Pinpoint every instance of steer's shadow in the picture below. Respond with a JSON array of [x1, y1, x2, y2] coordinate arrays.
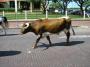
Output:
[[0, 34, 19, 36], [0, 50, 21, 57], [38, 41, 84, 50]]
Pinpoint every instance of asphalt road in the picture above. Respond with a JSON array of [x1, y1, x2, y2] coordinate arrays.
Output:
[[0, 27, 90, 67]]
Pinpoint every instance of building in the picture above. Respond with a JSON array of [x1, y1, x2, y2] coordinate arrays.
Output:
[[0, 0, 41, 10]]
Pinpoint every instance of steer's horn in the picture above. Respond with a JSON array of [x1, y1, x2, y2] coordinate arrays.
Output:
[[25, 23, 29, 28]]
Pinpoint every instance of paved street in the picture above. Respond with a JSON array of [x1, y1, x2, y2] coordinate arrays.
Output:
[[0, 27, 90, 67]]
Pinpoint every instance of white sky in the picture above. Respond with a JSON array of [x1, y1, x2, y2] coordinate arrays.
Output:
[[68, 2, 79, 8], [49, 1, 80, 8]]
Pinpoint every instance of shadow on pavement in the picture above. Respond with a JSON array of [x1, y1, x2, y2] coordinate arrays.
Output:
[[0, 34, 19, 36], [0, 50, 21, 57], [52, 41, 84, 46], [38, 41, 84, 49]]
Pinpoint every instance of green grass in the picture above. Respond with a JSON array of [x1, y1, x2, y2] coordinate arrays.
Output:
[[0, 11, 86, 20]]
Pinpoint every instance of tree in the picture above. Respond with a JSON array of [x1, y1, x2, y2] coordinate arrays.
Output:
[[52, 0, 58, 3], [27, 0, 41, 13], [61, 0, 71, 14], [40, 0, 49, 14], [26, 0, 34, 13], [49, 2, 61, 9], [27, 0, 48, 13], [73, 0, 89, 15], [52, 0, 72, 14], [84, 0, 90, 11]]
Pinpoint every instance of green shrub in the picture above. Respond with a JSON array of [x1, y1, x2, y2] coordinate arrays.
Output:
[[0, 8, 21, 12]]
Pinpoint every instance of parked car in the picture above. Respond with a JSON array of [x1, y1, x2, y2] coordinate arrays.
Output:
[[69, 10, 90, 17], [85, 10, 90, 17], [69, 10, 82, 15], [48, 8, 55, 14], [48, 8, 64, 14]]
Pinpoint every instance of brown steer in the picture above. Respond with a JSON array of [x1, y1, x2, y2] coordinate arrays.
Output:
[[21, 17, 75, 48]]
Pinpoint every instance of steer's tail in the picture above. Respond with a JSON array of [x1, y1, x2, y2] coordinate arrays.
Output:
[[71, 24, 75, 35]]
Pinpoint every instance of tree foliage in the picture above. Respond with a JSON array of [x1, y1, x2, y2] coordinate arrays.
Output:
[[40, 0, 50, 13], [73, 0, 89, 15], [84, 0, 90, 11], [52, 0, 72, 14]]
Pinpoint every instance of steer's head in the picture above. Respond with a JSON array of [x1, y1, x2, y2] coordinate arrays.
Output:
[[21, 23, 31, 34]]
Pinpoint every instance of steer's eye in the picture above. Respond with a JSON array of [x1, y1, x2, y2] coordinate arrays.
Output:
[[24, 24, 27, 27], [23, 24, 27, 27]]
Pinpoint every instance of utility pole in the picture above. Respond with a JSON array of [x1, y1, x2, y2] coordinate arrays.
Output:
[[65, 10, 67, 17], [46, 0, 49, 19], [15, 0, 17, 13], [83, 7, 85, 19], [15, 0, 18, 27]]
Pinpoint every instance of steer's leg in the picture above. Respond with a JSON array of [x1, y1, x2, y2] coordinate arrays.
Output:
[[1, 22, 6, 35], [46, 36, 52, 47], [64, 29, 70, 44], [66, 31, 70, 43], [32, 34, 42, 49]]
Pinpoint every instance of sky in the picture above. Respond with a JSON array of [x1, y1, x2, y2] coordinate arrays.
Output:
[[68, 2, 79, 8], [49, 1, 80, 8]]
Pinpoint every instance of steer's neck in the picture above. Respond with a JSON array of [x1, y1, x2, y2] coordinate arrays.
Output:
[[30, 25, 38, 35]]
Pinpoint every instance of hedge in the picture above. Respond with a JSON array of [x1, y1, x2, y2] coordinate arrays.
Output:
[[0, 8, 21, 12]]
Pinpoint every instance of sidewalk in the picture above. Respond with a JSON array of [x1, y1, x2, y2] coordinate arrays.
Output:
[[72, 19, 90, 28]]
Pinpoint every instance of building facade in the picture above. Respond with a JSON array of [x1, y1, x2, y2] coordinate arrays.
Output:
[[0, 0, 41, 10]]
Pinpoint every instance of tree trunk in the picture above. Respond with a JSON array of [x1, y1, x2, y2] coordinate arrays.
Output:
[[63, 5, 67, 15], [43, 7, 46, 14], [80, 5, 84, 15]]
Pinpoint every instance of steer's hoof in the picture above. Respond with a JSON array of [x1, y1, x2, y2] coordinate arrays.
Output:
[[32, 45, 37, 49]]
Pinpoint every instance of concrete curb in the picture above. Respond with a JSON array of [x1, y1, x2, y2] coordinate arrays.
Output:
[[79, 26, 89, 28]]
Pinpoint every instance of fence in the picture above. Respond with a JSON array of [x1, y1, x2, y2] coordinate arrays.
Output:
[[0, 10, 90, 20]]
